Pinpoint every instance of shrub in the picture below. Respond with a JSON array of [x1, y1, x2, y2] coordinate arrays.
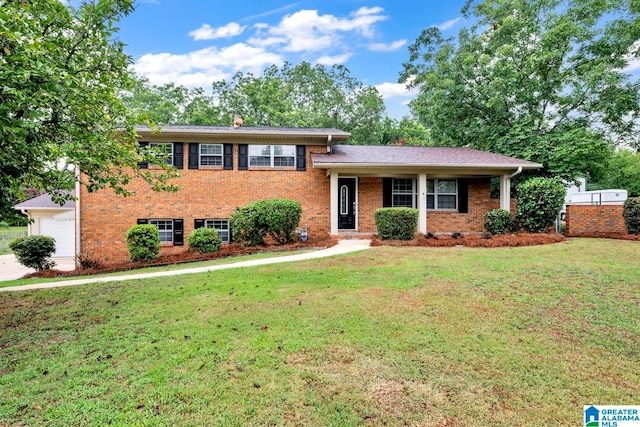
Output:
[[374, 208, 418, 240], [230, 199, 302, 246], [0, 221, 9, 229], [125, 224, 160, 262], [230, 205, 265, 247], [9, 235, 56, 271], [255, 199, 302, 244], [516, 177, 566, 233], [188, 227, 222, 253], [623, 197, 640, 234], [484, 209, 514, 235], [75, 252, 104, 270]]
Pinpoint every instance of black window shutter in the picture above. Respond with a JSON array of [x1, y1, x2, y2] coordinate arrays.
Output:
[[173, 219, 184, 246], [223, 144, 233, 170], [138, 142, 149, 169], [382, 178, 393, 207], [296, 145, 306, 171], [137, 218, 148, 225], [194, 219, 205, 229], [173, 143, 184, 169], [458, 179, 469, 213], [238, 144, 248, 170], [188, 143, 199, 169]]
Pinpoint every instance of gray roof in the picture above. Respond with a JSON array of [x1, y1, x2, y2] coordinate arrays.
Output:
[[135, 125, 351, 141], [14, 191, 75, 210], [312, 145, 542, 170]]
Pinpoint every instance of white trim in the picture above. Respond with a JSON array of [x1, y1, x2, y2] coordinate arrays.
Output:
[[330, 172, 338, 235], [418, 173, 427, 234]]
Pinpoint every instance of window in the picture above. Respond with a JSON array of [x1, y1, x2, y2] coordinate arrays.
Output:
[[137, 218, 184, 245], [200, 144, 223, 167], [427, 179, 458, 210], [149, 219, 174, 243], [149, 142, 173, 166], [204, 219, 230, 243], [248, 145, 295, 167], [392, 179, 416, 208]]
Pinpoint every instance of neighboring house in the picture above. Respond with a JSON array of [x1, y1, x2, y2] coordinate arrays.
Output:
[[14, 191, 76, 258], [74, 125, 541, 264]]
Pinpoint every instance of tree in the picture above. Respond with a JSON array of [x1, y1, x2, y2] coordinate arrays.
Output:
[[590, 148, 640, 196], [401, 0, 640, 182], [124, 62, 387, 144], [0, 0, 177, 212]]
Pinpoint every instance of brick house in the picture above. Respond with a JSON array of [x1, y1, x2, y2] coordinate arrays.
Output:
[[75, 125, 541, 264]]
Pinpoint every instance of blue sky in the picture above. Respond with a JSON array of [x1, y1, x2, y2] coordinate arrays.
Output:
[[110, 0, 469, 119]]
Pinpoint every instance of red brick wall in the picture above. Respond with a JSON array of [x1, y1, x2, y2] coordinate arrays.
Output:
[[354, 177, 500, 234], [426, 178, 496, 233], [565, 205, 626, 236], [80, 144, 330, 264]]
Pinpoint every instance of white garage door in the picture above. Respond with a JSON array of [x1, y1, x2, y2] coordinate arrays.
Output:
[[40, 211, 75, 257]]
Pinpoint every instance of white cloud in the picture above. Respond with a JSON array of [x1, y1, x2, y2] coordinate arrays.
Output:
[[133, 44, 284, 88], [368, 39, 407, 52], [315, 53, 352, 66], [189, 22, 247, 41], [374, 81, 419, 99], [435, 17, 462, 31], [253, 7, 387, 53]]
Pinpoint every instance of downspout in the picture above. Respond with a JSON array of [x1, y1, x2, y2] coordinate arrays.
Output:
[[75, 166, 81, 259], [510, 166, 523, 179], [327, 134, 332, 153]]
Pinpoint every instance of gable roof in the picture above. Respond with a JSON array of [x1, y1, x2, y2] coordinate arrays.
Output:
[[14, 191, 75, 210], [312, 145, 542, 173], [135, 125, 351, 143]]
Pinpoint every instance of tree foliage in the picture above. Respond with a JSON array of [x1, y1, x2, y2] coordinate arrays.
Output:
[[123, 62, 386, 144], [401, 0, 640, 182], [0, 0, 177, 212], [590, 148, 640, 197]]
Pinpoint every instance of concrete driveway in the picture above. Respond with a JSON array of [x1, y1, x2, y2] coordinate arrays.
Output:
[[0, 254, 75, 282]]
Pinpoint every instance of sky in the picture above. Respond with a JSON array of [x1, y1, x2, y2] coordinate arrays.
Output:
[[109, 0, 470, 119]]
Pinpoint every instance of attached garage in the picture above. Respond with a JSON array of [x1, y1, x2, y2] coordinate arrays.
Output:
[[14, 192, 76, 258]]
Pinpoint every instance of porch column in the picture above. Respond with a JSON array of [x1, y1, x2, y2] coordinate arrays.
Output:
[[330, 171, 338, 235], [500, 174, 511, 212], [417, 173, 427, 233]]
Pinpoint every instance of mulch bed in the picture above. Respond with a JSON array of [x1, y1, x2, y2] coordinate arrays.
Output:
[[25, 239, 338, 280], [371, 233, 567, 248]]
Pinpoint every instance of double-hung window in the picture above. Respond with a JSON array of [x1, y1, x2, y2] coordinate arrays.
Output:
[[248, 145, 295, 167], [392, 178, 416, 208], [204, 219, 230, 243], [149, 142, 173, 166], [200, 144, 223, 167], [149, 219, 174, 243], [427, 179, 458, 210]]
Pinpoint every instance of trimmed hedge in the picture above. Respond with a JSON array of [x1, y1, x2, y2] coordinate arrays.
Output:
[[9, 235, 56, 271], [125, 224, 160, 262], [187, 227, 222, 253], [516, 177, 566, 233], [230, 199, 302, 246], [623, 197, 640, 234], [374, 208, 418, 240], [483, 209, 514, 235]]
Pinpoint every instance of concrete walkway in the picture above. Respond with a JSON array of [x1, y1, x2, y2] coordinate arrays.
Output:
[[0, 240, 371, 292]]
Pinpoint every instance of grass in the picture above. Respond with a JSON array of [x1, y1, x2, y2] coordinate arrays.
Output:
[[0, 238, 638, 426], [0, 226, 27, 255]]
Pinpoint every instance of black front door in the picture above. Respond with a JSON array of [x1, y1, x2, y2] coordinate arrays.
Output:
[[338, 178, 356, 229]]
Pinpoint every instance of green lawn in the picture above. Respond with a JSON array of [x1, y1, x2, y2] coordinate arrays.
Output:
[[0, 238, 638, 426], [0, 226, 27, 255]]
